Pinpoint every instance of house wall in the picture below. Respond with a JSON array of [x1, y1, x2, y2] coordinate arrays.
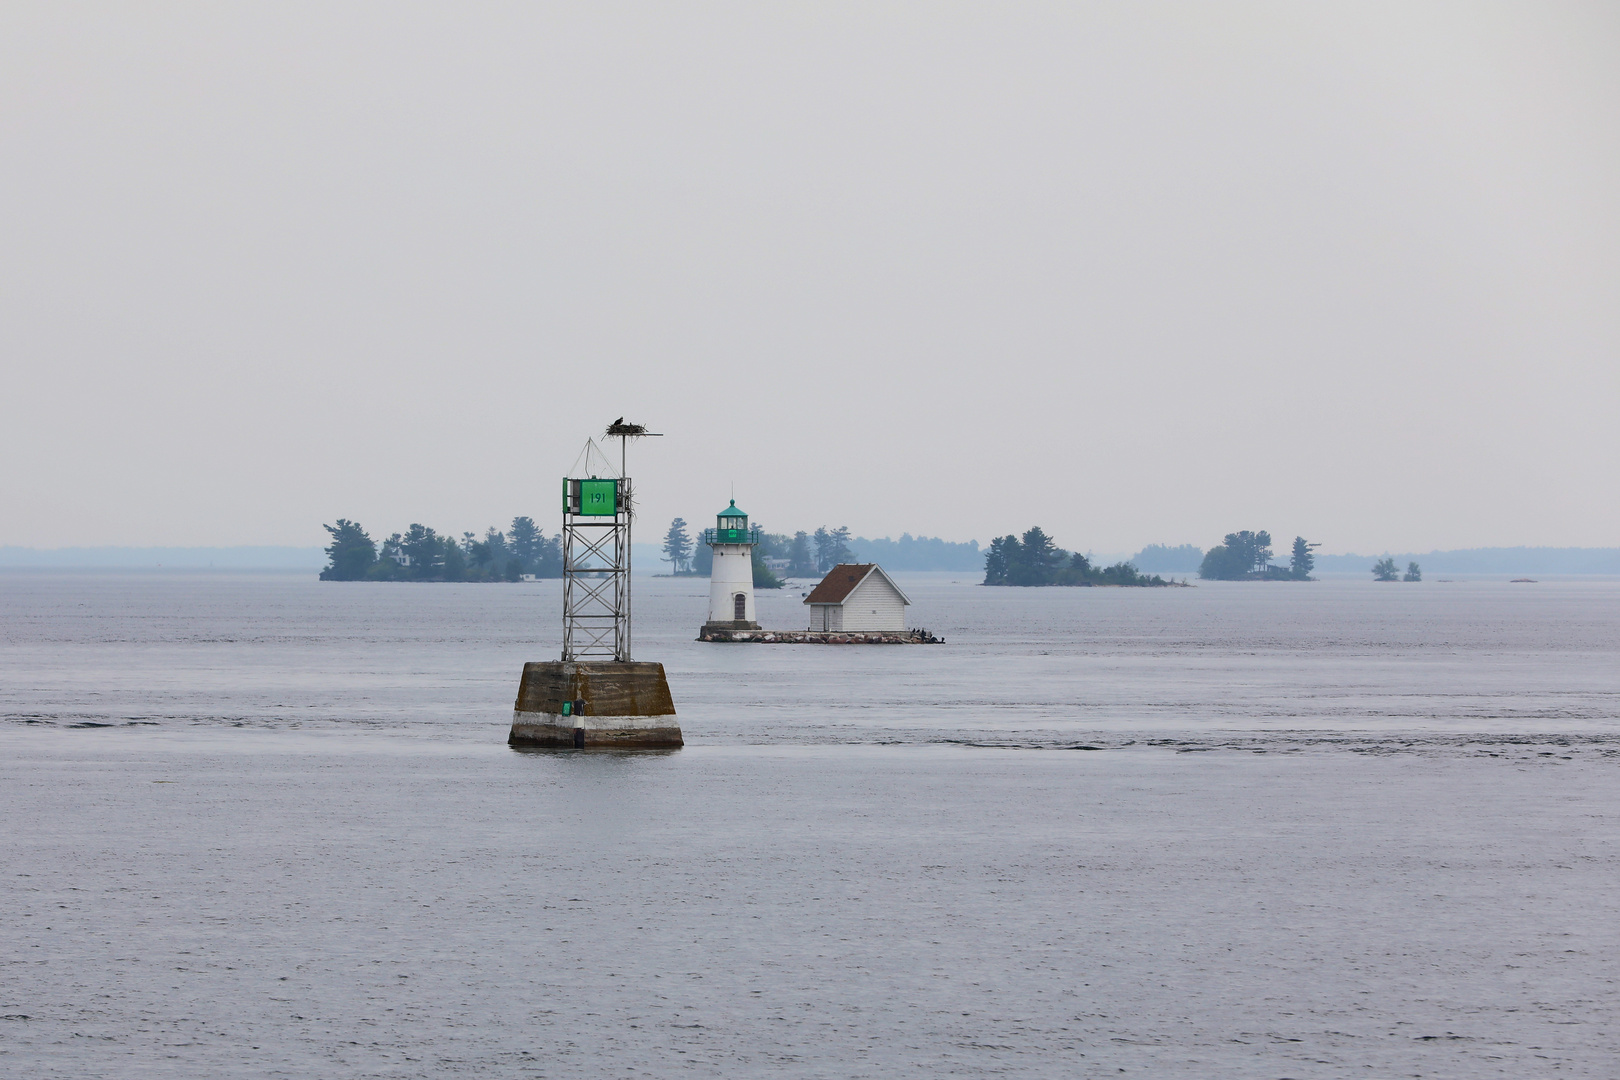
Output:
[[839, 574, 907, 631], [809, 604, 842, 632]]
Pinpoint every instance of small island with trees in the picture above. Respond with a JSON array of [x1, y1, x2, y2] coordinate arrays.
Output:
[[319, 518, 562, 581], [323, 514, 1409, 590], [1198, 531, 1318, 580], [1373, 557, 1422, 582], [982, 527, 1176, 586]]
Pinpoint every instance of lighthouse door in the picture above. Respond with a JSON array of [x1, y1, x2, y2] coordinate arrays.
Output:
[[733, 593, 747, 621]]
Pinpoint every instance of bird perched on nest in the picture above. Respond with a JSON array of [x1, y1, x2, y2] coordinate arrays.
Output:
[[606, 418, 653, 436]]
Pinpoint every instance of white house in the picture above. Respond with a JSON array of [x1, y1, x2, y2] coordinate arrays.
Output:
[[803, 563, 911, 632]]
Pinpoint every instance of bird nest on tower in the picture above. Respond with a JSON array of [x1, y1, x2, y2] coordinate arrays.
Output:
[[606, 418, 654, 437]]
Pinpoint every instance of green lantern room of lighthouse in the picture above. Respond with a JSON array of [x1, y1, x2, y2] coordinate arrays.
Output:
[[713, 500, 750, 544]]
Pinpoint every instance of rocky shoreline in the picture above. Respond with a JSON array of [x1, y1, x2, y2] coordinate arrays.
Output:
[[697, 628, 944, 644]]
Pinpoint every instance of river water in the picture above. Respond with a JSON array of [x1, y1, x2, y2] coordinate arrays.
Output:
[[2, 571, 1617, 1077]]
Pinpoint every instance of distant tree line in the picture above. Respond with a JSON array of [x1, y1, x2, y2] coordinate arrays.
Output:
[[664, 519, 855, 587], [320, 518, 562, 581], [983, 527, 1173, 587], [847, 534, 982, 571], [664, 519, 984, 577], [1198, 532, 1318, 581], [1129, 544, 1205, 573]]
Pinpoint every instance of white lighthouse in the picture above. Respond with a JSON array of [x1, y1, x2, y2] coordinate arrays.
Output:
[[704, 500, 759, 630]]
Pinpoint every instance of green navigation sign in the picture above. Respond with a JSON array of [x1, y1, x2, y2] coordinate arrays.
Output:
[[577, 478, 618, 516]]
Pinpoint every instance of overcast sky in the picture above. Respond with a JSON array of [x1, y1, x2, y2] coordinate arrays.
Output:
[[3, 3, 1617, 554]]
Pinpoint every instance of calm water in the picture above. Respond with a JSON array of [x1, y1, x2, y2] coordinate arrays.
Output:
[[2, 572, 1618, 1076]]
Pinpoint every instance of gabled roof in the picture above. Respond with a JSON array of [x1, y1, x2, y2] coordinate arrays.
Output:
[[802, 563, 911, 606]]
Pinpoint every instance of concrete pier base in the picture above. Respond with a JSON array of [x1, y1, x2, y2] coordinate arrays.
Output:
[[510, 661, 682, 749]]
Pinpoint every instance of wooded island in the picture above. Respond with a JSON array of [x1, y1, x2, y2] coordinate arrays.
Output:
[[982, 528, 1175, 587]]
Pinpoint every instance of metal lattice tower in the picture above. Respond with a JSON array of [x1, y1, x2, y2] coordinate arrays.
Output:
[[559, 423, 660, 662]]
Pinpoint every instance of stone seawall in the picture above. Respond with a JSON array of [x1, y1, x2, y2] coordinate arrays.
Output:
[[697, 628, 943, 644]]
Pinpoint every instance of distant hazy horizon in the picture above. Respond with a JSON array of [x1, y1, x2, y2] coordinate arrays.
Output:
[[3, 4, 1616, 552], [7, 541, 1619, 577]]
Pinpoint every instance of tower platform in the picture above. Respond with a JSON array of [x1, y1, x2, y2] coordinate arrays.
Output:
[[510, 661, 682, 748]]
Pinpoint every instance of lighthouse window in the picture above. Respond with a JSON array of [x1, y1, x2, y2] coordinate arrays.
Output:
[[734, 594, 747, 621]]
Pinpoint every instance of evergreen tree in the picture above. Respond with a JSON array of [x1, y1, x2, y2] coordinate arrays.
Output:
[[983, 526, 1169, 587], [983, 535, 1018, 584], [752, 548, 784, 589], [1251, 531, 1274, 574], [469, 527, 508, 571], [1213, 531, 1273, 575], [1290, 536, 1317, 580], [320, 519, 377, 581], [400, 524, 443, 579], [824, 526, 853, 568], [787, 531, 815, 577], [509, 516, 542, 572], [1403, 562, 1422, 582], [1199, 530, 1288, 580], [374, 533, 405, 579], [440, 535, 467, 581], [1373, 556, 1400, 581], [535, 533, 563, 577], [1016, 526, 1063, 584], [662, 517, 693, 574], [813, 527, 833, 572]]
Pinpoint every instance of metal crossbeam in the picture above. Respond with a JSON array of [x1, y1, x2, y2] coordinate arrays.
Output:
[[561, 477, 632, 661]]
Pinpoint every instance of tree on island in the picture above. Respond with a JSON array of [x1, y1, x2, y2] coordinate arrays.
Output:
[[1290, 536, 1319, 580], [506, 516, 562, 577], [752, 547, 784, 589], [813, 526, 853, 573], [1200, 530, 1316, 581], [983, 527, 1171, 586], [662, 518, 693, 574], [1403, 562, 1422, 582], [319, 515, 561, 581], [1372, 556, 1400, 581], [509, 517, 543, 572], [787, 531, 816, 577], [320, 520, 377, 581], [400, 524, 444, 577], [465, 527, 516, 580], [1209, 531, 1271, 577]]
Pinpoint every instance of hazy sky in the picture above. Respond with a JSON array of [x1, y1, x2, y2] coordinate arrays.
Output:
[[3, 3, 1617, 554]]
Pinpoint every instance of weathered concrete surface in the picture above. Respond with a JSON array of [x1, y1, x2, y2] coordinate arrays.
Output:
[[509, 712, 684, 748], [701, 619, 761, 632], [510, 661, 681, 748], [697, 628, 944, 644]]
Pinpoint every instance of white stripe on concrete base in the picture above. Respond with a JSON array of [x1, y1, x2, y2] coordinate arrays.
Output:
[[511, 710, 678, 731]]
